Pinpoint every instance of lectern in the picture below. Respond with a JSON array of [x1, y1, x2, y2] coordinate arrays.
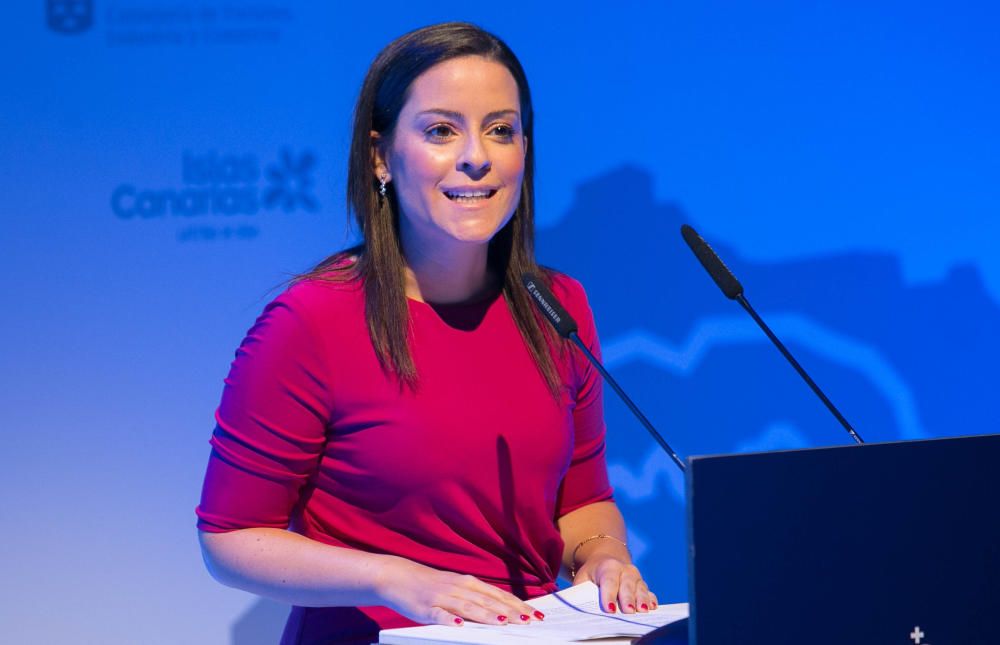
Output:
[[685, 434, 1000, 645]]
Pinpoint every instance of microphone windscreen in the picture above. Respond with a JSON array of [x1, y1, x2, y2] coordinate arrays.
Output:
[[681, 224, 744, 300], [522, 273, 579, 339]]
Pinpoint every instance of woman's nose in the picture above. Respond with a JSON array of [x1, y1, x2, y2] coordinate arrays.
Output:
[[457, 136, 491, 178]]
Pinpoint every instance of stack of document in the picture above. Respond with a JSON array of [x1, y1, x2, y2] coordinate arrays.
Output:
[[379, 581, 688, 644]]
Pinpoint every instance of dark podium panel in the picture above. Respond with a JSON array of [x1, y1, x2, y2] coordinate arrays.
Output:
[[686, 434, 1000, 645]]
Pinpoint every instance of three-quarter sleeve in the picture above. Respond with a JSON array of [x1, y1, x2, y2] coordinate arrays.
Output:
[[553, 277, 614, 518], [196, 288, 334, 532]]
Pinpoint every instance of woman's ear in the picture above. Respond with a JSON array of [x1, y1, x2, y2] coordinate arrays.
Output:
[[371, 130, 391, 182]]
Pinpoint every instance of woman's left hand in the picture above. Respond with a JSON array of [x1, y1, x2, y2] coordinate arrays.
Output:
[[572, 554, 658, 614]]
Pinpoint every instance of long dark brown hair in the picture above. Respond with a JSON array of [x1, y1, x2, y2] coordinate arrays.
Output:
[[297, 22, 562, 394]]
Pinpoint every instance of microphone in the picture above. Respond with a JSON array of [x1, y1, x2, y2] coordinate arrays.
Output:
[[522, 273, 687, 472], [679, 224, 864, 445]]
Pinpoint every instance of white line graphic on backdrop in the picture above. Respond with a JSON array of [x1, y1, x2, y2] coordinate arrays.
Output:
[[603, 313, 927, 507]]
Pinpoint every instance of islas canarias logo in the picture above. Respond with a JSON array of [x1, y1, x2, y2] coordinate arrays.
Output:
[[47, 0, 93, 34], [111, 148, 319, 220]]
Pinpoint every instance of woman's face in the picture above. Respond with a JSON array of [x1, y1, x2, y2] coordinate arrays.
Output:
[[376, 55, 526, 256]]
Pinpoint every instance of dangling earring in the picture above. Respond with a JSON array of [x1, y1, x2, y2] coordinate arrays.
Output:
[[378, 175, 387, 197]]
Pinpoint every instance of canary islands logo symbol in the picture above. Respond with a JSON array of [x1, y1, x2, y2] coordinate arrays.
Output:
[[263, 149, 319, 213], [47, 0, 93, 34]]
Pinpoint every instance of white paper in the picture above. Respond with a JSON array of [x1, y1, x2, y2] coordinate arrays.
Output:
[[379, 581, 688, 644]]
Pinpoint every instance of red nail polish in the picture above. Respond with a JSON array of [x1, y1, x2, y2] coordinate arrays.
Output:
[[641, 603, 649, 611], [608, 602, 617, 613], [454, 617, 463, 625], [534, 610, 545, 620], [628, 604, 636, 612], [497, 615, 507, 623], [520, 614, 530, 622]]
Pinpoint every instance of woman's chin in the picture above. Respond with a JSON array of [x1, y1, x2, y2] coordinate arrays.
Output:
[[443, 222, 508, 245]]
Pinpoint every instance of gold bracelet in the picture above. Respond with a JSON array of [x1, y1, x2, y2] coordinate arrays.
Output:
[[569, 534, 628, 579]]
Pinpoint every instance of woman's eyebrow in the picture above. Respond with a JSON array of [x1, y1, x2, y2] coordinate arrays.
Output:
[[415, 108, 520, 123]]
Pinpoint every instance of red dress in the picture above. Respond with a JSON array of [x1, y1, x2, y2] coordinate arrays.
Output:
[[196, 273, 613, 644]]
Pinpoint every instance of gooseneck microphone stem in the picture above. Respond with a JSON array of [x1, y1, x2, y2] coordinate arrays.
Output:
[[522, 273, 687, 473], [680, 223, 864, 446], [568, 331, 688, 472], [735, 294, 864, 445]]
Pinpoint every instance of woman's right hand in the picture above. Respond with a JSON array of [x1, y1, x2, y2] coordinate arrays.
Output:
[[374, 556, 544, 627]]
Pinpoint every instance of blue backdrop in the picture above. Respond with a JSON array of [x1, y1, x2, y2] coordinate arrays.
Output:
[[2, 2, 997, 643]]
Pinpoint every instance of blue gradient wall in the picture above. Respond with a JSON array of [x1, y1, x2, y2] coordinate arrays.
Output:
[[2, 2, 997, 643]]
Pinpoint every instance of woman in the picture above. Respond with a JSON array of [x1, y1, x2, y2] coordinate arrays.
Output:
[[197, 22, 657, 645]]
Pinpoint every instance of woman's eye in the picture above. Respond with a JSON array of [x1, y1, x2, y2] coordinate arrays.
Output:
[[490, 124, 515, 140], [426, 125, 455, 140]]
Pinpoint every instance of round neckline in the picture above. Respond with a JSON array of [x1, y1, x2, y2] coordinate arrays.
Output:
[[406, 288, 504, 311]]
